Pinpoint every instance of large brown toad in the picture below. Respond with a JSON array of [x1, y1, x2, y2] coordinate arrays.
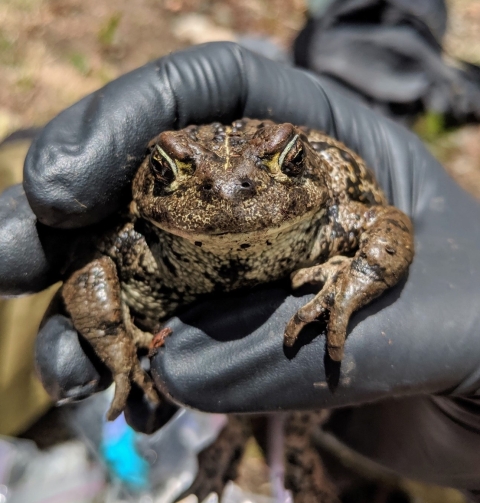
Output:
[[60, 119, 414, 420]]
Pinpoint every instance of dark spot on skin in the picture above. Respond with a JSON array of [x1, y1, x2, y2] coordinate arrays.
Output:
[[133, 272, 144, 282], [288, 199, 298, 213], [324, 292, 335, 307], [162, 255, 177, 275], [360, 190, 378, 205], [266, 240, 272, 246], [170, 248, 183, 261], [339, 148, 363, 177], [311, 141, 334, 152], [216, 260, 250, 287], [328, 205, 339, 219], [240, 243, 250, 249], [194, 241, 203, 247], [385, 218, 409, 233], [345, 178, 378, 205], [157, 284, 175, 296], [332, 221, 347, 241], [202, 271, 216, 283], [352, 256, 384, 280], [229, 137, 245, 147]]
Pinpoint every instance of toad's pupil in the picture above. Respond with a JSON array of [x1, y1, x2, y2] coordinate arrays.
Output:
[[149, 153, 175, 184], [282, 148, 304, 177]]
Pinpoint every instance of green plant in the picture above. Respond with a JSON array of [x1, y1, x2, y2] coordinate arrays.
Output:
[[69, 52, 90, 75], [97, 12, 123, 48]]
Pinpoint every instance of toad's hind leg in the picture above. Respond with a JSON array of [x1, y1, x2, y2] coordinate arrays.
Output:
[[284, 411, 339, 503], [179, 416, 252, 502], [61, 255, 160, 421]]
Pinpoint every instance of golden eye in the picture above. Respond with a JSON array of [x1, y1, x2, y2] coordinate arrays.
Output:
[[279, 135, 305, 177], [149, 145, 178, 185]]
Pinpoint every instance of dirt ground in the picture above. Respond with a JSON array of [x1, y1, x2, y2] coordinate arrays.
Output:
[[0, 1, 479, 502], [0, 0, 304, 131], [0, 0, 479, 199]]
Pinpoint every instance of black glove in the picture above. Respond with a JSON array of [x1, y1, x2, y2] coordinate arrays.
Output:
[[1, 42, 480, 490]]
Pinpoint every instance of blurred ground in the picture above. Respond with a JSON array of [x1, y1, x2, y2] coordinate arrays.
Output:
[[0, 1, 479, 502], [0, 0, 304, 134], [0, 0, 479, 200]]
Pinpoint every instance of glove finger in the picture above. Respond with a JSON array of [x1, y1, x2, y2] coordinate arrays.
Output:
[[124, 384, 179, 434], [0, 185, 60, 294], [35, 312, 111, 403], [0, 184, 91, 295]]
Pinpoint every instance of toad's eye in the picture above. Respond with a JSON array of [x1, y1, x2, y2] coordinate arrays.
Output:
[[149, 145, 178, 185], [279, 135, 305, 177]]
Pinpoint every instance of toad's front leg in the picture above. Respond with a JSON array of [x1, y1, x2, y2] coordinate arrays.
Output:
[[285, 205, 414, 361], [61, 255, 160, 420]]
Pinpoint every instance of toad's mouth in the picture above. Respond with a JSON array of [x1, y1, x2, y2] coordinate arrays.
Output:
[[145, 207, 321, 250]]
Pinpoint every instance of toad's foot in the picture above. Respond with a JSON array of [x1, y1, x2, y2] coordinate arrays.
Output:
[[285, 205, 414, 361], [285, 256, 354, 361], [108, 360, 160, 421], [62, 255, 160, 421]]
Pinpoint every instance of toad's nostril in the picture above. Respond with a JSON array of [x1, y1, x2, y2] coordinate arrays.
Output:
[[235, 179, 256, 199]]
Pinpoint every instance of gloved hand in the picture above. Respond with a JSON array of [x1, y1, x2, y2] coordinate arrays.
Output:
[[1, 42, 480, 490]]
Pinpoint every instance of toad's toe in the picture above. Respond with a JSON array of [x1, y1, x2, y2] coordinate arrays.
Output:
[[107, 373, 131, 421]]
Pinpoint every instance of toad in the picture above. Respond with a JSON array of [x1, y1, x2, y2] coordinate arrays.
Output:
[[60, 119, 414, 420]]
